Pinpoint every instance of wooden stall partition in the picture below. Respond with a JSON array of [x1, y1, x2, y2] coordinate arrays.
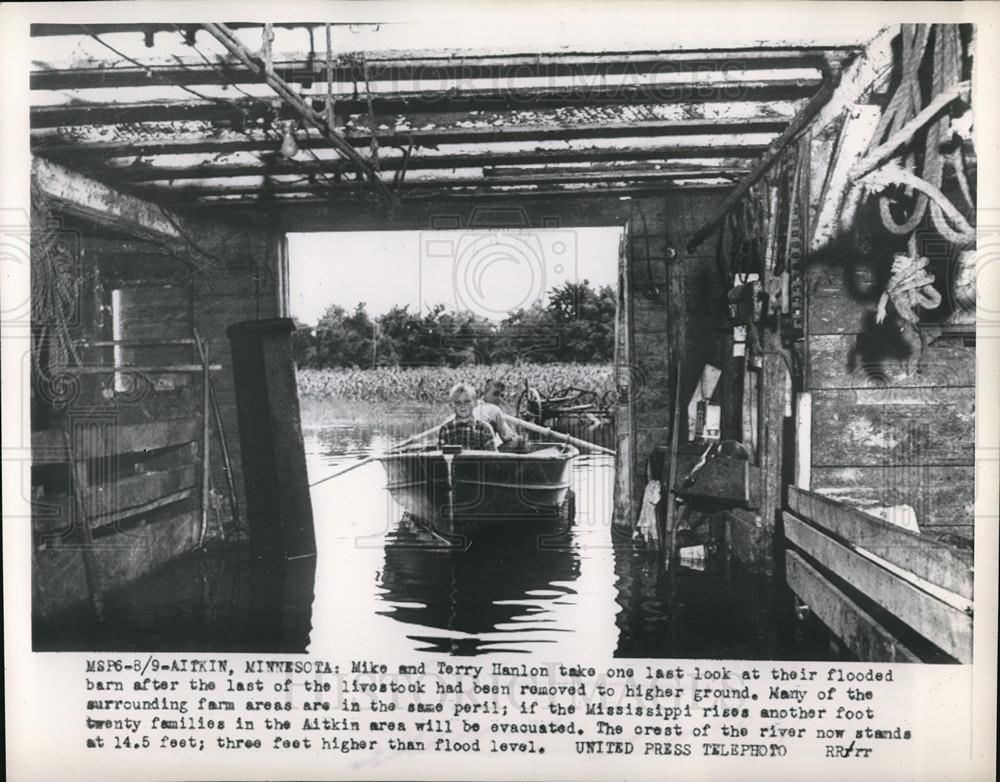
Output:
[[32, 412, 205, 618], [783, 485, 973, 662]]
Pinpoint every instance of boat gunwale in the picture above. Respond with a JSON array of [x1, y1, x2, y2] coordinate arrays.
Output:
[[378, 444, 579, 463]]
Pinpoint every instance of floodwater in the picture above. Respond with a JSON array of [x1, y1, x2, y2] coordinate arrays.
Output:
[[35, 415, 838, 660], [304, 420, 829, 660]]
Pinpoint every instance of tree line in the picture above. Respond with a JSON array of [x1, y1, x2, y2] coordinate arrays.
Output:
[[292, 280, 616, 368]]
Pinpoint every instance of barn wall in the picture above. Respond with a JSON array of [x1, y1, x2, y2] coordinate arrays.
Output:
[[31, 202, 283, 619], [802, 255, 976, 542], [80, 216, 284, 529]]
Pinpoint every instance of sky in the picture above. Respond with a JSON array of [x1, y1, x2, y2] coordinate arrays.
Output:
[[287, 226, 623, 326]]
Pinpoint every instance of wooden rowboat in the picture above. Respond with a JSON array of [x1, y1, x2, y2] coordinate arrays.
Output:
[[379, 442, 578, 524]]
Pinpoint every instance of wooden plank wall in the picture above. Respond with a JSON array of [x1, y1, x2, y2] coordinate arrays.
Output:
[[803, 261, 975, 541], [190, 223, 283, 527], [81, 217, 282, 530]]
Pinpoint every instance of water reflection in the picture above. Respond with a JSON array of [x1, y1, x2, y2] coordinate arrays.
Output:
[[377, 514, 580, 655], [33, 542, 316, 653], [36, 415, 832, 658], [306, 418, 833, 660]]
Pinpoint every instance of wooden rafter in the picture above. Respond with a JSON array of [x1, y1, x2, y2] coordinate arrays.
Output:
[[132, 166, 747, 201], [91, 142, 771, 183], [32, 116, 789, 161], [31, 156, 186, 242], [30, 79, 819, 128], [29, 47, 856, 91], [201, 22, 395, 209]]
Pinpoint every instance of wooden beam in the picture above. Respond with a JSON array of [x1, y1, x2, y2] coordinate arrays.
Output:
[[786, 486, 973, 599], [37, 468, 197, 538], [30, 22, 368, 37], [30, 79, 819, 128], [94, 143, 770, 183], [809, 104, 882, 250], [783, 513, 972, 662], [785, 551, 920, 662], [30, 48, 854, 91], [33, 511, 200, 618], [32, 117, 789, 161], [201, 22, 395, 208], [32, 418, 200, 464], [135, 167, 745, 200], [848, 80, 971, 180], [184, 181, 731, 207], [31, 156, 185, 242], [808, 25, 897, 134]]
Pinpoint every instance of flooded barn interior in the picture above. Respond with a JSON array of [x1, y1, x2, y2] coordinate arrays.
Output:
[[29, 21, 976, 661]]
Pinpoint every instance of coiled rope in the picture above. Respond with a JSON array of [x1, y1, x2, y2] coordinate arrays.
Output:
[[865, 24, 975, 247], [30, 183, 81, 381]]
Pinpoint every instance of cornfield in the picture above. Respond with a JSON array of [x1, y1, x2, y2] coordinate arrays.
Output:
[[296, 363, 615, 404]]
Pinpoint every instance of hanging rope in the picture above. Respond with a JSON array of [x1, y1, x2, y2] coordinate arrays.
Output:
[[30, 183, 81, 384], [876, 242, 943, 325], [864, 24, 975, 247]]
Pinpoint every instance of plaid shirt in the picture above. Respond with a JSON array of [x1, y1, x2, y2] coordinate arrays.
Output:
[[438, 417, 497, 451]]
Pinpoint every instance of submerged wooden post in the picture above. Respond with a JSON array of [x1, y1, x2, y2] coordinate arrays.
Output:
[[227, 318, 316, 559]]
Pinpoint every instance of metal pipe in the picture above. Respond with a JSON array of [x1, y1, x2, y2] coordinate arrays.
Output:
[[686, 62, 843, 253], [193, 327, 241, 534]]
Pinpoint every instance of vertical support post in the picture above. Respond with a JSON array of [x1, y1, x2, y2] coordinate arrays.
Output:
[[198, 336, 211, 547], [663, 363, 685, 562], [612, 225, 634, 526], [63, 424, 104, 619], [227, 318, 316, 559], [795, 392, 812, 490], [324, 22, 335, 126], [757, 336, 790, 575]]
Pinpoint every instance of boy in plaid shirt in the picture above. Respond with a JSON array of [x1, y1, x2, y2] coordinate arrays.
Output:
[[438, 383, 497, 451]]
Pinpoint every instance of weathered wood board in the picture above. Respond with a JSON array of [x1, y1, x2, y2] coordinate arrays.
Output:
[[783, 513, 973, 662], [810, 387, 975, 467], [32, 419, 201, 464], [33, 510, 201, 619], [786, 551, 920, 662], [34, 464, 198, 538], [808, 334, 976, 390], [787, 486, 973, 599], [810, 466, 974, 536]]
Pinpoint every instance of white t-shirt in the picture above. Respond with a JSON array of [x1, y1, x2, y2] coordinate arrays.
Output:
[[473, 401, 514, 443]]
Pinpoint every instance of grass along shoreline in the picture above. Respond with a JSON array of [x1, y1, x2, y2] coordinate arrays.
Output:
[[297, 363, 613, 404], [296, 363, 614, 430]]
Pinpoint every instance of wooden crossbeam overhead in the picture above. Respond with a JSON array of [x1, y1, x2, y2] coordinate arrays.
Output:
[[29, 47, 855, 91], [30, 79, 819, 128], [202, 21, 395, 208], [29, 22, 380, 37], [31, 156, 186, 242], [183, 180, 732, 207], [94, 142, 769, 183], [132, 166, 747, 201], [31, 116, 789, 161]]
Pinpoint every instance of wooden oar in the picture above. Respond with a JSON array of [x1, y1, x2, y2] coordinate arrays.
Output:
[[502, 413, 616, 455], [309, 421, 442, 486]]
